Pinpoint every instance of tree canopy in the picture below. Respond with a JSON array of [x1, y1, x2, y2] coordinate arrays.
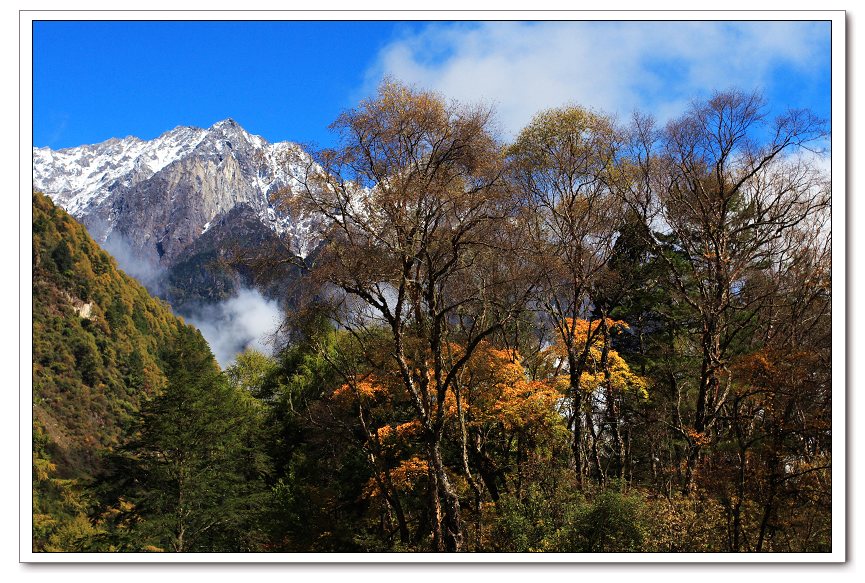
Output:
[[33, 83, 832, 554]]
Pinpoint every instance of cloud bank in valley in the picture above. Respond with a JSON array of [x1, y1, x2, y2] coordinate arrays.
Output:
[[181, 287, 283, 368], [366, 21, 830, 138], [100, 234, 165, 294], [99, 236, 282, 367]]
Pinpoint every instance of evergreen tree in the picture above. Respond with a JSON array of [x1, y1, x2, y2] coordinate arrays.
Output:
[[113, 327, 272, 552]]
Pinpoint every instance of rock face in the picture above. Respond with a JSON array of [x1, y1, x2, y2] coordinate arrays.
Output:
[[33, 119, 316, 307], [161, 203, 303, 310]]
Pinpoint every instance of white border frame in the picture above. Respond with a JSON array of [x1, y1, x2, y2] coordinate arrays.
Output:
[[19, 9, 846, 564]]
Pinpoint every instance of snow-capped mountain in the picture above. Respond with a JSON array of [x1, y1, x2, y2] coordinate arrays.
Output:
[[33, 118, 317, 266], [33, 125, 208, 215]]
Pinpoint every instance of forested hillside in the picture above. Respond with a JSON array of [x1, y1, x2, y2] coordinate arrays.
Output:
[[33, 191, 185, 478], [32, 191, 269, 551], [31, 81, 833, 554]]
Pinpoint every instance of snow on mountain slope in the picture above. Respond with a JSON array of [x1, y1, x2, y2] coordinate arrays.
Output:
[[33, 125, 208, 214], [32, 119, 318, 261]]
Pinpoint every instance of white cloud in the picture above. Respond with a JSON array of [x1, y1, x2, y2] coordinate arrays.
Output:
[[366, 21, 829, 138], [182, 287, 282, 367]]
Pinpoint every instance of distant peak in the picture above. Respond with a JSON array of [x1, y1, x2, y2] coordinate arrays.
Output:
[[212, 118, 240, 130]]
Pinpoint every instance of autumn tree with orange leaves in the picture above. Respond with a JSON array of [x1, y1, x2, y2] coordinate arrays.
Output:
[[507, 107, 633, 486], [285, 80, 534, 551], [252, 85, 832, 553]]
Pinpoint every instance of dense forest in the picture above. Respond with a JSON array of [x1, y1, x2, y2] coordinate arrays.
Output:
[[32, 81, 832, 553]]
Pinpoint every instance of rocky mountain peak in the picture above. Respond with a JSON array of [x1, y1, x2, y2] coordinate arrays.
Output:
[[33, 119, 319, 303], [211, 117, 238, 129]]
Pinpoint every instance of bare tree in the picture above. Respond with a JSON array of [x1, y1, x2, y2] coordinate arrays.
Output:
[[635, 90, 829, 493], [719, 209, 831, 551], [507, 105, 627, 485], [282, 80, 529, 551]]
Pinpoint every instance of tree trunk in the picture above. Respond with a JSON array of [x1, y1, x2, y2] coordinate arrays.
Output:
[[586, 409, 605, 485], [684, 319, 721, 494], [455, 385, 482, 550], [428, 440, 462, 552], [683, 444, 700, 495], [382, 474, 410, 545], [569, 368, 586, 487], [756, 500, 773, 552], [731, 447, 747, 551], [469, 440, 502, 502], [600, 318, 625, 480], [427, 461, 444, 551], [175, 462, 186, 552]]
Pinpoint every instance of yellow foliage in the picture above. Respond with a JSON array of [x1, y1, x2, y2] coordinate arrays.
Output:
[[42, 513, 102, 552], [142, 545, 165, 552], [456, 341, 565, 435], [33, 456, 55, 482], [374, 420, 422, 445], [363, 456, 430, 499], [375, 424, 393, 442], [493, 380, 562, 433], [686, 428, 712, 447], [395, 420, 422, 438], [508, 105, 618, 171], [332, 375, 388, 401], [553, 318, 648, 399]]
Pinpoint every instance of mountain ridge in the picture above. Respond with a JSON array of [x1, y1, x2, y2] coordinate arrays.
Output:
[[33, 118, 315, 265], [33, 118, 318, 364]]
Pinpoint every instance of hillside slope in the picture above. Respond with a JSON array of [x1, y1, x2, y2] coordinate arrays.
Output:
[[32, 189, 216, 479]]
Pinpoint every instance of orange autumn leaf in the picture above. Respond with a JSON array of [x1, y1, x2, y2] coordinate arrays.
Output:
[[362, 456, 430, 499]]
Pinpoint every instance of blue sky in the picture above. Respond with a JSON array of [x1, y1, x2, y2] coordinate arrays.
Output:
[[33, 20, 832, 150]]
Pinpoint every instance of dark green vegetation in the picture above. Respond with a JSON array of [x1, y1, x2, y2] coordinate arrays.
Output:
[[162, 204, 300, 311], [32, 82, 832, 553], [33, 190, 189, 480], [32, 192, 270, 551]]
